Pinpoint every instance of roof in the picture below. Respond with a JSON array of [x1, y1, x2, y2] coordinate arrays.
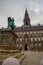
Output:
[[0, 24, 43, 32], [15, 25, 43, 32], [0, 28, 17, 38]]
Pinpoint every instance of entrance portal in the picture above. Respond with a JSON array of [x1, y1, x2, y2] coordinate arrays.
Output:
[[25, 44, 28, 51]]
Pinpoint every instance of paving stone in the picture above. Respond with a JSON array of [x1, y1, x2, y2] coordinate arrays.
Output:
[[20, 51, 43, 65]]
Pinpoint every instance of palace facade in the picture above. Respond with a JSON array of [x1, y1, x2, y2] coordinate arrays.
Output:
[[0, 9, 43, 51], [15, 9, 43, 51]]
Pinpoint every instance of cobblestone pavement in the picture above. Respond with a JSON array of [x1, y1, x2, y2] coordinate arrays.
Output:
[[20, 51, 43, 65]]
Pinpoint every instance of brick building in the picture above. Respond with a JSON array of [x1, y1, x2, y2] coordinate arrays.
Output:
[[0, 29, 17, 50]]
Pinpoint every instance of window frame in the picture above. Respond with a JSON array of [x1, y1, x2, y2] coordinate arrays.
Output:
[[12, 37, 16, 45], [1, 35, 8, 43]]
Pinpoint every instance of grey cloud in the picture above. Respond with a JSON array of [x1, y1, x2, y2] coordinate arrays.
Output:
[[0, 0, 43, 27]]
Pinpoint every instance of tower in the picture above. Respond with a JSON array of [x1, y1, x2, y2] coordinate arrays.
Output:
[[23, 8, 31, 26]]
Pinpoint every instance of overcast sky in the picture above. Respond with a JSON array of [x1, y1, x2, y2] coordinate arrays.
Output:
[[0, 0, 43, 28]]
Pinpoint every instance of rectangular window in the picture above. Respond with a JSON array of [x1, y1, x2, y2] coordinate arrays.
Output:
[[31, 38, 33, 42], [35, 43, 37, 47], [12, 37, 16, 45], [38, 37, 40, 41], [41, 31, 43, 33], [20, 32, 22, 34], [20, 38, 22, 42], [39, 43, 41, 47], [41, 37, 43, 41], [25, 38, 27, 42], [1, 35, 8, 43], [31, 44, 33, 47], [30, 32, 32, 34], [37, 31, 39, 33], [34, 31, 36, 34], [34, 38, 37, 41]]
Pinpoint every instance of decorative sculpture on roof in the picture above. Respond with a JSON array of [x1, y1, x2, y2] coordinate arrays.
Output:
[[8, 17, 15, 30]]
